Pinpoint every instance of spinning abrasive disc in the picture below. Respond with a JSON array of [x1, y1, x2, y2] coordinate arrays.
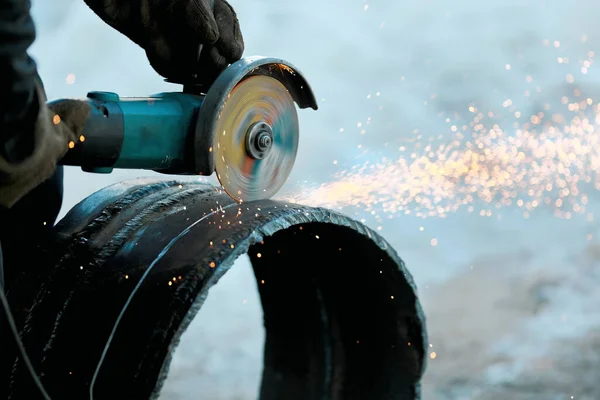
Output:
[[213, 75, 299, 202]]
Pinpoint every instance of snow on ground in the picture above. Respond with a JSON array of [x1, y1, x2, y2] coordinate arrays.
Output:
[[29, 0, 600, 398]]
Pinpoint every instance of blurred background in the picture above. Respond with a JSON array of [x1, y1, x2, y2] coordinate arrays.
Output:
[[30, 0, 600, 399]]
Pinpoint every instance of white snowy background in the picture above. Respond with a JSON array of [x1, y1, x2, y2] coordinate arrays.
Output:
[[29, 0, 600, 399]]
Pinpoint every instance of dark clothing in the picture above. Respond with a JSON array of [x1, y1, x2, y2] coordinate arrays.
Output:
[[0, 0, 68, 290], [0, 0, 38, 164], [0, 167, 63, 287]]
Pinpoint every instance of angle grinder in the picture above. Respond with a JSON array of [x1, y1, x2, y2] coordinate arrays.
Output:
[[50, 56, 318, 203]]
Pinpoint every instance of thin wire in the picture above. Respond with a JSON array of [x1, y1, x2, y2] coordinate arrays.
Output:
[[0, 256, 52, 400], [89, 202, 238, 400]]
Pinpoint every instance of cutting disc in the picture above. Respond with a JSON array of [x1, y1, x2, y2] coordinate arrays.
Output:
[[213, 74, 299, 202]]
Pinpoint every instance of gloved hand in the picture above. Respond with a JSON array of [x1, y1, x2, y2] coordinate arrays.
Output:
[[83, 0, 244, 85], [0, 81, 90, 209]]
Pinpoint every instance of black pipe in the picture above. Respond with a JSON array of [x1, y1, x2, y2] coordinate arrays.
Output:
[[3, 178, 427, 400]]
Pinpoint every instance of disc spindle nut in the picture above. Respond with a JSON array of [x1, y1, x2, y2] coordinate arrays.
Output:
[[246, 122, 274, 159], [257, 133, 272, 150]]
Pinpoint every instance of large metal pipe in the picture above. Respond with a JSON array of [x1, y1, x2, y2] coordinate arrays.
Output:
[[2, 178, 427, 400]]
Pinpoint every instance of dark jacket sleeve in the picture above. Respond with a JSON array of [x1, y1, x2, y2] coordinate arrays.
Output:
[[0, 0, 83, 208], [0, 0, 38, 162]]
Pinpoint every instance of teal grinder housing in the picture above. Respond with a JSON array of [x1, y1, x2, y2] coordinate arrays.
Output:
[[51, 56, 318, 202]]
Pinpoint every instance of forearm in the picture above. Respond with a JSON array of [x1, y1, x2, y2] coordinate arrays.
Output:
[[0, 0, 38, 163]]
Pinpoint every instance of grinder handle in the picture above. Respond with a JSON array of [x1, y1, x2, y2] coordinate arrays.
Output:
[[56, 91, 207, 174]]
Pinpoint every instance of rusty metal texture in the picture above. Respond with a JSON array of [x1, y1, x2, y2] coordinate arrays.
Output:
[[4, 178, 427, 400]]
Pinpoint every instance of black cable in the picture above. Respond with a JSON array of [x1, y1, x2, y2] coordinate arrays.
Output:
[[0, 242, 52, 400], [0, 242, 4, 290]]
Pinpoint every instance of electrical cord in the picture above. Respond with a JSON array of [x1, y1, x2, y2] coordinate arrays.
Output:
[[0, 243, 52, 400]]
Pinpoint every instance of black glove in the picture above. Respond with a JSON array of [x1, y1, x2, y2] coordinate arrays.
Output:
[[83, 0, 244, 85]]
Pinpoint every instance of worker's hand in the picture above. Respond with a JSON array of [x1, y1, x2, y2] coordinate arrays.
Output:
[[0, 82, 90, 209], [83, 0, 244, 85]]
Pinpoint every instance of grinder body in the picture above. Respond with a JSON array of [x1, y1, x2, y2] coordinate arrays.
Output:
[[56, 92, 206, 175], [53, 56, 318, 202]]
